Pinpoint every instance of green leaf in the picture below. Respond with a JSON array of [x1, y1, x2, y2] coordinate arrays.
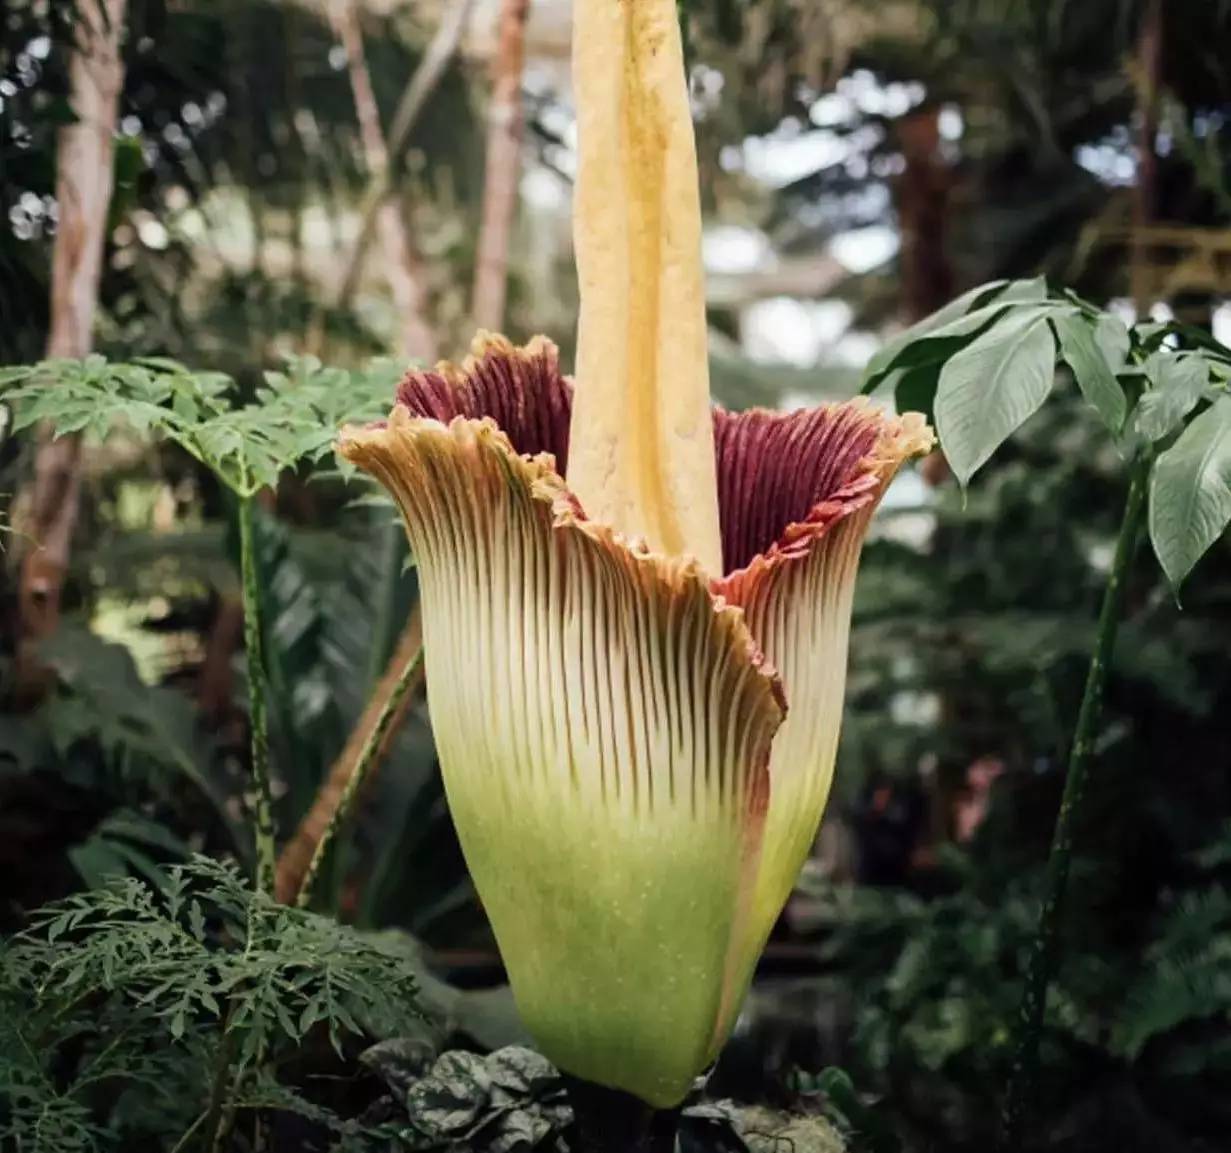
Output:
[[68, 839, 133, 890], [1094, 315, 1131, 372], [485, 1046, 559, 1096], [404, 1050, 493, 1136], [1053, 314, 1127, 432], [893, 364, 940, 424], [997, 276, 1050, 303], [935, 308, 1059, 486], [361, 1038, 439, 1097], [860, 279, 1017, 391], [1135, 355, 1212, 442], [1149, 396, 1231, 591], [863, 288, 1060, 396]]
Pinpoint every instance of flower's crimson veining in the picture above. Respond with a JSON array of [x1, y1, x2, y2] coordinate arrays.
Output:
[[397, 333, 574, 472]]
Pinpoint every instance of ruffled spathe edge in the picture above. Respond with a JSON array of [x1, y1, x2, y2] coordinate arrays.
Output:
[[344, 404, 788, 714], [714, 401, 936, 604], [702, 401, 934, 1054], [396, 331, 575, 473]]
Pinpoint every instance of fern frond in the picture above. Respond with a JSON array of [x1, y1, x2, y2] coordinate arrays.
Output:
[[0, 857, 424, 1150]]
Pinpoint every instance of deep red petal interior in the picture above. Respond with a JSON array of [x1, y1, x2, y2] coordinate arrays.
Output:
[[712, 405, 880, 575], [395, 342, 880, 577], [397, 339, 575, 473]]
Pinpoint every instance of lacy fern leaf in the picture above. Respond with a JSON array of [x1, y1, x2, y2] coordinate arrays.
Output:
[[0, 856, 423, 1151]]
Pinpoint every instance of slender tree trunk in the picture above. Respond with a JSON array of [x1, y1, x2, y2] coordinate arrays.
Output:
[[895, 105, 954, 324], [331, 0, 475, 324], [274, 607, 424, 904], [471, 0, 530, 331], [1131, 0, 1163, 313], [330, 0, 437, 361], [18, 0, 128, 648]]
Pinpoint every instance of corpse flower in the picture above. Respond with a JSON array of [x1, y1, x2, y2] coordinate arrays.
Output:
[[340, 0, 933, 1110]]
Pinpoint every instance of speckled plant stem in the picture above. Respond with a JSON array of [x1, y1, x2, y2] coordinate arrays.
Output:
[[295, 645, 425, 908], [999, 456, 1150, 1148], [237, 495, 276, 896]]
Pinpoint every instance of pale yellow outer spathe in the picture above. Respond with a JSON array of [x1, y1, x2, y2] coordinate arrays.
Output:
[[568, 0, 723, 575], [339, 347, 936, 1103], [340, 406, 783, 1107]]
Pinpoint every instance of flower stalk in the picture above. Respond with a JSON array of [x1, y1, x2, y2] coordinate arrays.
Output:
[[999, 454, 1151, 1147], [237, 493, 276, 896]]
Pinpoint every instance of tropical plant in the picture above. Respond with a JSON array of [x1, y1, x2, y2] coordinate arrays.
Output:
[[0, 353, 400, 892], [860, 275, 1231, 1146], [0, 855, 424, 1152], [783, 827, 1231, 1153]]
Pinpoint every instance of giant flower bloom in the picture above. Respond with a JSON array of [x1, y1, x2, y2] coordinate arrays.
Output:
[[341, 0, 932, 1110]]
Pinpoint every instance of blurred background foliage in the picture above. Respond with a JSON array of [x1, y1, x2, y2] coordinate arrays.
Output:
[[2, 1, 1231, 1151]]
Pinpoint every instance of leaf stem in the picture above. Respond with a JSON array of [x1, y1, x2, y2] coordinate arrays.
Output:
[[169, 1109, 209, 1153], [999, 454, 1151, 1148], [201, 1020, 238, 1153], [295, 645, 425, 908], [238, 494, 276, 896]]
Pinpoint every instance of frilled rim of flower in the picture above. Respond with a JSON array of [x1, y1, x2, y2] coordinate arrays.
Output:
[[364, 332, 930, 612], [394, 331, 574, 473], [712, 402, 936, 604], [339, 406, 787, 718]]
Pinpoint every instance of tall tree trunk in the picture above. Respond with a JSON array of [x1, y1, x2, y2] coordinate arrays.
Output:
[[471, 0, 530, 331], [18, 0, 128, 649], [329, 0, 474, 329], [331, 0, 437, 362], [1132, 0, 1163, 313], [895, 105, 954, 324]]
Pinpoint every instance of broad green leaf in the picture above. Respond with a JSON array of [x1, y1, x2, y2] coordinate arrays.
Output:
[[1149, 396, 1231, 591], [1162, 323, 1231, 363], [1094, 315, 1131, 372], [935, 308, 1059, 486], [1054, 314, 1127, 432], [1135, 322, 1174, 351], [133, 356, 192, 373], [924, 298, 1071, 342], [1134, 354, 1210, 442], [995, 276, 1050, 305], [864, 294, 1066, 395], [68, 838, 132, 889], [860, 279, 1020, 390], [403, 1050, 492, 1134]]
